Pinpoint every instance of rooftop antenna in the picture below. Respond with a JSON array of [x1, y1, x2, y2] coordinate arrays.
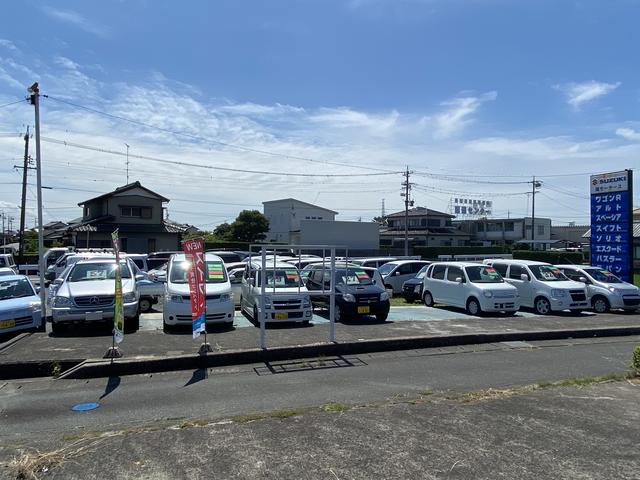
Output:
[[124, 143, 130, 184]]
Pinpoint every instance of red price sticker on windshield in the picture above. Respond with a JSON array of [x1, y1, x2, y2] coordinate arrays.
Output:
[[207, 262, 224, 280], [355, 271, 369, 279], [285, 270, 299, 279], [485, 267, 496, 272]]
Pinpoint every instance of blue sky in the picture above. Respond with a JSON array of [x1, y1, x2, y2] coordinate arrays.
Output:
[[0, 0, 639, 228]]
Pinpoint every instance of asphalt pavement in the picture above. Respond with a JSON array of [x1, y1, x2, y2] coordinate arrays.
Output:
[[1, 335, 639, 479]]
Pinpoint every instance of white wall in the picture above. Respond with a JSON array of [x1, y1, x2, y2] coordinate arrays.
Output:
[[264, 201, 336, 242], [296, 220, 379, 249]]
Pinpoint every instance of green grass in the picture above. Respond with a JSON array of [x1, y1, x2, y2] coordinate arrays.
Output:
[[390, 296, 418, 307], [634, 274, 640, 287]]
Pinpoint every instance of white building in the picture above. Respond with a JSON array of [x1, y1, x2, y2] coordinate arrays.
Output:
[[263, 198, 338, 243]]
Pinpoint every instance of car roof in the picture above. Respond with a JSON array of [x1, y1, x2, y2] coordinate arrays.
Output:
[[485, 259, 549, 266], [0, 274, 30, 282], [171, 253, 225, 262], [248, 260, 299, 269], [75, 257, 122, 264], [352, 257, 397, 262], [430, 261, 484, 268], [383, 260, 429, 266]]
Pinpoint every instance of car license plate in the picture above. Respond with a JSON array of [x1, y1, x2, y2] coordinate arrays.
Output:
[[85, 311, 103, 321], [274, 312, 288, 320], [357, 306, 370, 314], [0, 319, 15, 329]]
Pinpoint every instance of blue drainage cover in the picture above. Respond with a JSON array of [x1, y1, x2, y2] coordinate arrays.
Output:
[[71, 402, 100, 412]]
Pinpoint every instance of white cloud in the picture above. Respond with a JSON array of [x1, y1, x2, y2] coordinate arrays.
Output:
[[0, 39, 18, 52], [42, 6, 109, 38], [615, 127, 640, 142], [554, 80, 620, 109], [433, 91, 497, 139]]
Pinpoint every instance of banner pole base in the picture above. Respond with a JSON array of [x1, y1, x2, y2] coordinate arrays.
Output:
[[103, 347, 122, 359], [198, 343, 213, 355]]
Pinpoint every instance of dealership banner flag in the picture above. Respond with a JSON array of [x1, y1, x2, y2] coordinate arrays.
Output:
[[112, 229, 124, 344], [182, 238, 206, 339]]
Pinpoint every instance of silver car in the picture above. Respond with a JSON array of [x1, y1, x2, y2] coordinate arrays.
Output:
[[51, 257, 141, 333]]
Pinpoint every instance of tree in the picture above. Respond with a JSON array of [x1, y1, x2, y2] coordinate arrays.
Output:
[[213, 222, 233, 240], [229, 210, 269, 242]]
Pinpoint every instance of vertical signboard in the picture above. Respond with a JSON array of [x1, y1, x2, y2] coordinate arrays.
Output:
[[590, 169, 634, 282], [182, 238, 206, 339], [111, 229, 124, 343]]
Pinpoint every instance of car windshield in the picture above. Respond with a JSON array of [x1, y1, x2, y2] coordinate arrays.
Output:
[[416, 265, 429, 279], [465, 266, 504, 283], [378, 263, 395, 276], [0, 278, 35, 300], [584, 268, 623, 284], [335, 268, 374, 286], [170, 261, 228, 284], [529, 265, 567, 282], [69, 262, 132, 282], [259, 269, 301, 287]]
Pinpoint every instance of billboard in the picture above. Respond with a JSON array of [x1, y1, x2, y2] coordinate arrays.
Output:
[[589, 170, 633, 282], [452, 197, 493, 217]]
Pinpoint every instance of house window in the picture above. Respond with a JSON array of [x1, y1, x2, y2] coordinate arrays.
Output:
[[505, 222, 515, 232], [121, 206, 152, 218], [318, 216, 323, 220], [537, 225, 545, 236], [427, 219, 440, 227]]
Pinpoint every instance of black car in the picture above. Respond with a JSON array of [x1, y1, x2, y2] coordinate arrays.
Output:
[[147, 251, 181, 270], [306, 266, 390, 322], [401, 265, 430, 303]]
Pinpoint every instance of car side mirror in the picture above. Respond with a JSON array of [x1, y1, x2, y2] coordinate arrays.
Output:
[[395, 271, 401, 276], [520, 274, 529, 282], [135, 274, 145, 281], [578, 277, 588, 284], [455, 277, 463, 284], [35, 286, 41, 293], [53, 278, 64, 285]]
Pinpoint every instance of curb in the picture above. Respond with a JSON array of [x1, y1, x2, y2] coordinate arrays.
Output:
[[56, 325, 640, 380], [0, 332, 32, 353]]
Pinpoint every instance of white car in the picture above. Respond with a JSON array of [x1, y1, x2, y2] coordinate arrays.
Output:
[[556, 265, 640, 313], [0, 275, 43, 334], [240, 261, 312, 324], [0, 254, 17, 272], [228, 267, 244, 307], [0, 267, 17, 277], [163, 253, 235, 331], [484, 259, 589, 315], [378, 260, 431, 295], [422, 262, 520, 316], [51, 257, 141, 333]]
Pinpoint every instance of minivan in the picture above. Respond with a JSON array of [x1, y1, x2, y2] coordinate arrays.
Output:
[[378, 260, 431, 295], [163, 253, 235, 331], [422, 262, 520, 315], [556, 265, 640, 313], [484, 259, 588, 315], [241, 261, 312, 324], [306, 265, 390, 322]]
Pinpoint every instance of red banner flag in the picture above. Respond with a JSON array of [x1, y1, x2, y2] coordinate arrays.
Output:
[[182, 238, 206, 338]]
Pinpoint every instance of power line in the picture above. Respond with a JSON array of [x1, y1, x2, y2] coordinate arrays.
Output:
[[0, 99, 26, 109], [38, 135, 401, 178], [43, 95, 396, 173]]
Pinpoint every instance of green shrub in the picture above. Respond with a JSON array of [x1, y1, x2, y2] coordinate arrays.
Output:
[[413, 246, 507, 260], [512, 250, 585, 265], [631, 346, 640, 374]]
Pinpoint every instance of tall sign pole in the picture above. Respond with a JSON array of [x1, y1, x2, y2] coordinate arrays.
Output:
[[28, 83, 45, 311], [590, 169, 634, 282]]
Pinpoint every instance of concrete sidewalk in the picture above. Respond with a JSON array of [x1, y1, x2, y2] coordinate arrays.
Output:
[[1, 309, 638, 379]]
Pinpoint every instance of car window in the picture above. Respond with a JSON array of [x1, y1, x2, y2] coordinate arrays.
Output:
[[583, 268, 623, 283], [335, 268, 374, 286], [465, 266, 504, 283], [378, 263, 395, 276], [416, 265, 429, 279], [492, 263, 508, 276], [69, 262, 132, 282], [446, 267, 464, 282], [0, 278, 35, 299], [170, 260, 228, 284], [398, 263, 414, 275], [431, 265, 446, 280], [259, 269, 301, 288], [560, 268, 582, 281], [529, 265, 567, 282], [509, 264, 524, 280]]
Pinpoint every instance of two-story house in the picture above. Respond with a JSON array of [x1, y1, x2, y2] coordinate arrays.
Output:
[[380, 207, 470, 247], [62, 182, 185, 253], [263, 198, 338, 243]]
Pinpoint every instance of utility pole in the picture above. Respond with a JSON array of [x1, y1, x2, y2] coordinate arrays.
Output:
[[28, 82, 46, 310], [1, 212, 5, 246], [18, 126, 30, 265], [125, 143, 130, 184], [401, 167, 413, 256], [530, 176, 542, 250]]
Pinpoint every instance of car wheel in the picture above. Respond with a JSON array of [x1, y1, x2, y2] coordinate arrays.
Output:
[[423, 291, 434, 307], [534, 297, 551, 315], [592, 296, 610, 314], [333, 306, 342, 322], [404, 296, 414, 304], [376, 312, 389, 322], [253, 305, 260, 325], [126, 314, 140, 333], [162, 319, 173, 333], [139, 297, 152, 313], [466, 297, 482, 316], [51, 321, 64, 335]]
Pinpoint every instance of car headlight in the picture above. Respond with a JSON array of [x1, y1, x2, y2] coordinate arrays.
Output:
[[607, 287, 619, 294], [123, 292, 137, 303], [413, 284, 422, 293], [551, 289, 566, 298], [29, 301, 42, 312], [380, 292, 390, 301], [483, 291, 493, 298], [169, 294, 183, 303], [342, 293, 356, 302], [302, 296, 311, 308], [220, 293, 231, 302], [53, 296, 72, 307], [263, 296, 272, 308]]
